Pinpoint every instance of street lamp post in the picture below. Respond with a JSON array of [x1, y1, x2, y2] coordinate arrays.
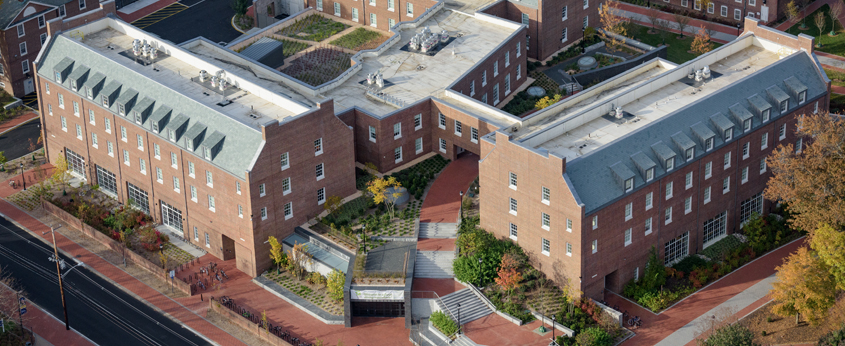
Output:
[[737, 23, 741, 36], [19, 162, 25, 191], [581, 27, 586, 53], [457, 303, 461, 335], [46, 226, 69, 330], [552, 315, 557, 344]]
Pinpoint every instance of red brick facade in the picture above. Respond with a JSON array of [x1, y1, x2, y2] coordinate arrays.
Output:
[[305, 0, 438, 31]]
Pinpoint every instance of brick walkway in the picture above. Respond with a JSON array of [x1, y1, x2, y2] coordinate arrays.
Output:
[[0, 112, 39, 135], [418, 153, 479, 224], [0, 281, 95, 346], [411, 278, 463, 297], [463, 314, 555, 346], [606, 238, 804, 345]]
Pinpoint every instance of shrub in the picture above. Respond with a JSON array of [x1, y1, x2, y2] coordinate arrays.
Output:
[[701, 323, 759, 346], [575, 327, 613, 346], [326, 269, 345, 302], [819, 323, 845, 346], [430, 311, 458, 335]]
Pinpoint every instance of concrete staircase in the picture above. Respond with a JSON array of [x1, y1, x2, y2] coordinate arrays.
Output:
[[419, 223, 459, 238], [414, 251, 455, 278], [439, 288, 493, 325], [452, 335, 482, 346]]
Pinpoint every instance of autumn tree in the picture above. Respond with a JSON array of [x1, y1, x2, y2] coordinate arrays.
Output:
[[815, 12, 826, 47], [769, 247, 836, 325], [51, 155, 72, 192], [495, 253, 522, 298], [673, 12, 692, 38], [326, 269, 345, 302], [646, 6, 661, 33], [323, 195, 343, 216], [830, 2, 843, 35], [268, 236, 284, 273], [286, 242, 313, 280], [691, 26, 714, 55], [0, 151, 6, 171], [535, 94, 562, 109], [599, 0, 627, 52], [797, 0, 810, 29], [765, 113, 845, 233], [786, 1, 801, 27], [367, 176, 402, 219], [810, 224, 845, 290]]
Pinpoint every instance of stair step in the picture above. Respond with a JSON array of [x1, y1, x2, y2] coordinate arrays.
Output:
[[437, 289, 493, 324], [419, 223, 459, 239], [414, 251, 455, 278]]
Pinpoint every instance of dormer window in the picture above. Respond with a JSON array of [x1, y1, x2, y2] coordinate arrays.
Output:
[[705, 137, 714, 151], [624, 178, 633, 192], [86, 87, 93, 99], [134, 112, 142, 124], [186, 139, 193, 151], [203, 146, 211, 159], [762, 109, 771, 122], [55, 71, 62, 83], [118, 103, 126, 116], [798, 91, 806, 104], [70, 79, 77, 91], [152, 123, 159, 133], [666, 158, 674, 171], [102, 95, 109, 107], [685, 148, 694, 161], [168, 129, 176, 141], [780, 100, 788, 112], [743, 119, 751, 132], [646, 168, 654, 182], [724, 128, 733, 141]]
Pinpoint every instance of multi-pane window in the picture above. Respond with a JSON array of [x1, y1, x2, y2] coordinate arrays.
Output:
[[415, 138, 423, 153], [314, 138, 323, 155], [104, 118, 111, 132], [493, 62, 498, 76], [645, 192, 653, 210], [762, 109, 771, 122], [796, 138, 803, 153], [760, 158, 767, 174], [439, 113, 446, 128], [542, 213, 551, 229], [121, 126, 127, 141], [316, 163, 324, 180], [414, 114, 422, 130], [509, 198, 518, 214], [685, 172, 693, 189], [625, 203, 632, 220], [741, 167, 749, 183], [703, 211, 727, 245], [92, 133, 98, 147], [394, 146, 402, 163], [739, 192, 763, 224], [566, 243, 572, 256], [509, 223, 518, 240], [566, 218, 573, 232], [284, 202, 293, 219], [704, 186, 712, 203], [562, 5, 568, 19], [723, 176, 730, 193], [455, 120, 462, 136], [705, 161, 713, 178], [720, 5, 727, 16], [505, 51, 510, 67], [522, 13, 529, 25], [259, 183, 266, 196], [75, 124, 82, 139], [624, 229, 632, 246], [280, 152, 290, 170], [724, 152, 731, 169], [541, 238, 550, 255], [645, 217, 652, 235], [236, 181, 241, 195], [72, 101, 78, 115], [724, 128, 733, 141], [173, 177, 180, 191], [155, 167, 162, 181], [592, 215, 598, 229], [107, 141, 113, 156], [58, 93, 64, 108], [188, 162, 195, 177], [761, 133, 768, 150], [664, 232, 689, 265], [238, 204, 243, 217], [685, 147, 694, 161], [406, 2, 413, 16], [624, 178, 633, 192], [592, 240, 597, 254], [471, 127, 479, 143], [283, 177, 291, 194], [705, 137, 714, 151], [509, 172, 517, 189], [684, 196, 692, 214], [665, 206, 673, 224], [208, 195, 216, 211], [60, 116, 66, 130], [742, 142, 749, 159], [482, 70, 487, 86], [666, 157, 674, 171], [191, 186, 197, 201], [646, 168, 654, 182], [394, 123, 402, 139], [666, 181, 673, 199], [261, 207, 268, 220], [439, 138, 447, 152], [137, 134, 144, 151], [542, 186, 550, 203], [206, 171, 213, 186], [369, 126, 377, 142], [743, 119, 752, 132], [152, 144, 161, 159]]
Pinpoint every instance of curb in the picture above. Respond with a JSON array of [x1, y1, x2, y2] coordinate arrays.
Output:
[[0, 115, 39, 137], [231, 15, 247, 34]]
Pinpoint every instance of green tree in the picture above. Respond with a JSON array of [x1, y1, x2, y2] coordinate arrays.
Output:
[[535, 94, 562, 110], [366, 176, 402, 219], [326, 269, 345, 302], [268, 236, 284, 273], [641, 246, 666, 291], [810, 224, 845, 290], [698, 323, 759, 346], [51, 155, 72, 191], [231, 0, 249, 15], [770, 247, 836, 325], [0, 151, 7, 171], [323, 195, 344, 216]]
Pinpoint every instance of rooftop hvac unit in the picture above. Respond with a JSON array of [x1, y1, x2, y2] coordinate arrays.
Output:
[[615, 106, 624, 119], [702, 66, 711, 79], [199, 70, 208, 82]]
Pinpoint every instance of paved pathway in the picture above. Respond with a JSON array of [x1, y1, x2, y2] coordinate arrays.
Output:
[[418, 153, 478, 224], [617, 3, 738, 43], [607, 237, 804, 345], [10, 292, 95, 346], [0, 113, 38, 136], [773, 0, 842, 31]]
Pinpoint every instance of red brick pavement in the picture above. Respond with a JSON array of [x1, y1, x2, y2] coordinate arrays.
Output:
[[463, 314, 553, 346], [117, 0, 180, 23], [411, 278, 463, 297], [0, 113, 39, 135], [1, 284, 96, 346], [416, 237, 455, 251], [0, 164, 55, 198], [418, 153, 479, 224], [606, 238, 804, 345]]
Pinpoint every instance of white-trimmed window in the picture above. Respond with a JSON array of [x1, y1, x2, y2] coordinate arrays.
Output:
[[439, 138, 447, 153], [509, 223, 518, 240], [369, 126, 377, 142], [393, 123, 402, 139], [236, 181, 241, 195], [316, 0, 322, 9], [780, 100, 788, 112], [664, 232, 689, 265], [705, 137, 714, 151], [583, 15, 588, 28], [625, 178, 634, 192], [137, 134, 144, 151], [191, 186, 197, 201], [704, 186, 712, 203], [107, 141, 113, 156], [542, 212, 550, 230], [796, 138, 803, 153], [720, 5, 727, 16], [333, 2, 340, 16], [566, 243, 572, 256], [645, 192, 653, 210], [685, 172, 693, 189], [703, 211, 728, 245], [439, 113, 446, 129], [171, 152, 178, 168], [493, 61, 499, 77], [743, 119, 752, 132], [761, 133, 768, 150], [284, 202, 293, 220], [645, 167, 654, 182], [516, 42, 521, 57], [48, 104, 53, 116], [394, 146, 403, 163], [205, 233, 211, 247], [282, 177, 291, 195], [645, 217, 653, 235], [723, 176, 730, 193], [739, 193, 763, 224], [566, 218, 572, 232], [238, 204, 243, 218], [583, 0, 589, 8], [58, 93, 65, 109], [541, 238, 550, 255], [414, 114, 422, 130], [75, 124, 82, 139], [123, 150, 130, 166], [19, 42, 27, 56], [314, 138, 323, 156], [684, 196, 692, 214], [370, 13, 377, 27], [388, 0, 394, 10], [814, 101, 819, 114], [352, 7, 359, 21], [120, 126, 127, 141], [516, 64, 522, 80], [60, 116, 67, 131], [762, 109, 771, 122], [685, 147, 694, 161], [406, 2, 413, 16], [91, 133, 98, 148], [705, 161, 713, 179], [194, 227, 199, 241], [206, 171, 213, 187], [666, 181, 673, 199], [724, 151, 731, 169], [509, 172, 517, 190], [625, 228, 632, 246], [509, 198, 518, 215], [742, 142, 750, 159], [188, 162, 195, 177], [155, 167, 162, 181], [104, 118, 111, 133], [318, 187, 326, 205], [415, 138, 423, 154], [73, 101, 79, 116], [261, 207, 268, 220], [316, 163, 325, 180], [760, 158, 767, 174], [173, 177, 180, 192], [522, 13, 529, 25], [505, 74, 511, 95], [21, 60, 29, 74], [471, 127, 478, 143], [734, 8, 742, 20], [665, 206, 673, 224], [207, 195, 216, 212], [779, 124, 787, 140], [625, 202, 632, 220], [708, 2, 715, 13], [741, 166, 749, 183], [592, 215, 598, 229], [695, 0, 702, 10], [259, 183, 266, 197], [482, 70, 487, 87], [542, 186, 550, 204], [592, 240, 597, 254], [455, 120, 462, 136], [666, 157, 674, 171], [470, 81, 476, 96], [505, 51, 510, 67], [799, 91, 807, 104]]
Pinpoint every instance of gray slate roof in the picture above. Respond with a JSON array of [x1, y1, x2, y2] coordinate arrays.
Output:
[[1, 0, 71, 29], [564, 52, 828, 214], [38, 34, 263, 177]]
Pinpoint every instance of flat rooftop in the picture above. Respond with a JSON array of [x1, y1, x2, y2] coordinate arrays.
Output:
[[319, 9, 520, 116], [522, 44, 781, 161], [79, 26, 309, 130]]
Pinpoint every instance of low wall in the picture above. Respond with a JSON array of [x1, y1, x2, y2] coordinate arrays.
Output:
[[594, 300, 624, 327], [208, 298, 293, 346], [529, 311, 575, 337], [42, 200, 192, 295], [572, 45, 668, 86], [3, 98, 22, 110]]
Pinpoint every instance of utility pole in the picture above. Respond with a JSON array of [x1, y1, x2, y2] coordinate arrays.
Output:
[[48, 226, 70, 330]]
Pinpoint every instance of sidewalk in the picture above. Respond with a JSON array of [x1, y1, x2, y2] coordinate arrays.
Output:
[[0, 112, 39, 136], [22, 299, 95, 346], [773, 0, 841, 31], [617, 2, 738, 43], [418, 153, 479, 224], [606, 237, 804, 345]]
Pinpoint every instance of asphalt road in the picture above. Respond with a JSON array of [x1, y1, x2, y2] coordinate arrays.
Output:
[[0, 119, 42, 161], [142, 0, 242, 45], [0, 217, 213, 346]]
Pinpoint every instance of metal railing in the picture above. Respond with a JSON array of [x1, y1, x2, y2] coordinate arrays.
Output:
[[213, 296, 313, 346], [411, 291, 461, 340]]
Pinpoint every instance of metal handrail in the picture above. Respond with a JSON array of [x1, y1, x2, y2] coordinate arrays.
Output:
[[411, 290, 460, 335]]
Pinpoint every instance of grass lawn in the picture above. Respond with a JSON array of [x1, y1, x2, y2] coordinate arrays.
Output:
[[830, 93, 845, 113], [824, 68, 845, 87], [278, 14, 349, 42], [629, 24, 723, 64], [0, 91, 15, 107], [786, 4, 845, 56], [330, 28, 385, 50]]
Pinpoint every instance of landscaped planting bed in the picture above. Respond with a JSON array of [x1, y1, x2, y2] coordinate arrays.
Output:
[[330, 28, 386, 50], [388, 155, 449, 200], [623, 212, 804, 312], [263, 271, 343, 315], [278, 14, 349, 42], [278, 38, 310, 57], [281, 47, 352, 86]]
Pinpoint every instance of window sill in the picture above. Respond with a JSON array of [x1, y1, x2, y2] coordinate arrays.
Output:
[[207, 183, 214, 188], [172, 165, 178, 169], [369, 138, 377, 143], [281, 165, 290, 171], [645, 230, 652, 236], [625, 216, 632, 221], [108, 153, 113, 157], [415, 126, 422, 131], [566, 228, 572, 233], [481, 83, 487, 87], [685, 209, 691, 215], [646, 205, 652, 211], [509, 185, 517, 191], [454, 132, 461, 137], [395, 158, 403, 164], [315, 150, 323, 157], [509, 235, 517, 241], [283, 190, 291, 196], [704, 198, 711, 204], [705, 174, 712, 180], [438, 125, 446, 130], [156, 179, 162, 184], [189, 174, 195, 179], [209, 208, 215, 213], [723, 189, 730, 194], [174, 189, 180, 193], [388, 8, 394, 11], [285, 214, 293, 220], [394, 135, 401, 140], [625, 241, 631, 247], [318, 200, 326, 206], [260, 193, 266, 197], [742, 155, 749, 160], [666, 195, 673, 200], [239, 214, 243, 218], [471, 139, 478, 144], [317, 176, 325, 181], [154, 155, 160, 160], [439, 148, 446, 153], [591, 250, 597, 254], [509, 210, 517, 216], [742, 179, 748, 184], [760, 170, 767, 174], [542, 200, 550, 205], [724, 165, 731, 170], [566, 253, 572, 257], [416, 149, 423, 154], [261, 216, 268, 221], [206, 244, 211, 248], [542, 251, 550, 256], [370, 23, 377, 27], [192, 198, 198, 203], [542, 225, 550, 231], [665, 220, 672, 225], [762, 145, 768, 150]]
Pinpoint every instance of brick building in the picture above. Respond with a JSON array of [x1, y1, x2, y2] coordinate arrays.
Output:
[[0, 0, 101, 97], [478, 18, 830, 299], [659, 0, 782, 26]]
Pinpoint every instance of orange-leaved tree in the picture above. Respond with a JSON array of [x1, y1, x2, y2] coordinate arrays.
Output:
[[691, 26, 714, 55], [769, 247, 836, 325], [495, 253, 522, 298], [598, 0, 627, 53], [765, 112, 845, 234]]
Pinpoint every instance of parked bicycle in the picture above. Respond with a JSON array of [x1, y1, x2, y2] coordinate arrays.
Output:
[[628, 316, 642, 329]]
